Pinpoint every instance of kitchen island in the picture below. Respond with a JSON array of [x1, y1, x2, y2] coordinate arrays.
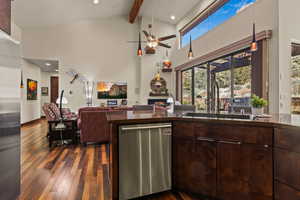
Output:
[[106, 111, 300, 200]]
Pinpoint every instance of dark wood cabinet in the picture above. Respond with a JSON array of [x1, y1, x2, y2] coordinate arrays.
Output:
[[275, 181, 300, 200], [173, 137, 217, 197], [0, 0, 11, 35], [172, 121, 273, 200], [217, 142, 273, 200], [274, 126, 300, 199]]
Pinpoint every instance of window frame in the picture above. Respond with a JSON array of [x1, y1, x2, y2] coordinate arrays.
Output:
[[179, 0, 257, 48], [181, 68, 195, 105], [180, 47, 253, 110], [179, 0, 229, 47]]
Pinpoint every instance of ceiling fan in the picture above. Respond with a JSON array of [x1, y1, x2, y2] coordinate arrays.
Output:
[[142, 24, 176, 54], [128, 23, 176, 55]]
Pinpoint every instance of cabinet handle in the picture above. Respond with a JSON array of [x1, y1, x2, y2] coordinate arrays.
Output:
[[218, 140, 242, 145], [196, 137, 216, 142]]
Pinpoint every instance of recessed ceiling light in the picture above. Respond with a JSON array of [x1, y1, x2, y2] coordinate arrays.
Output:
[[93, 0, 100, 4], [170, 15, 176, 20], [55, 69, 59, 72], [45, 62, 51, 66]]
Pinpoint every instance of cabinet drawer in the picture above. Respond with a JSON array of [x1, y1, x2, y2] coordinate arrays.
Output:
[[195, 123, 273, 145], [173, 121, 194, 138], [275, 127, 300, 153], [275, 148, 300, 191], [275, 181, 300, 200]]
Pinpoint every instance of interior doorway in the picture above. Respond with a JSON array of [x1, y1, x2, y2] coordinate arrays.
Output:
[[50, 76, 59, 104]]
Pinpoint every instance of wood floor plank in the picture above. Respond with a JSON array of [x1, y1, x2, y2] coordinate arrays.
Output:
[[19, 119, 203, 200]]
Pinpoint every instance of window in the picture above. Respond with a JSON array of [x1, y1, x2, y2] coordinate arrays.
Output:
[[233, 51, 252, 99], [180, 48, 253, 112], [181, 0, 256, 47], [211, 56, 232, 110], [182, 69, 193, 105], [194, 65, 208, 111], [291, 43, 300, 114]]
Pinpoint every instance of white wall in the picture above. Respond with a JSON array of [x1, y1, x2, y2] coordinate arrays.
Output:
[[139, 17, 176, 104], [277, 0, 300, 114], [40, 71, 58, 116], [21, 17, 140, 111], [171, 0, 280, 113], [21, 59, 41, 124], [20, 16, 177, 110], [11, 22, 22, 42]]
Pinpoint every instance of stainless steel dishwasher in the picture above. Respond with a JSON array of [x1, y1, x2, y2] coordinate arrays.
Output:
[[119, 123, 172, 200]]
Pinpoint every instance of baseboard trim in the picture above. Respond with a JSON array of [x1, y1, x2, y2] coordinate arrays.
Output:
[[21, 118, 43, 127]]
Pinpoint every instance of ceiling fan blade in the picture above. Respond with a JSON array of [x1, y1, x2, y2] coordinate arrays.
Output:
[[158, 42, 171, 48], [143, 31, 150, 39], [158, 34, 176, 41]]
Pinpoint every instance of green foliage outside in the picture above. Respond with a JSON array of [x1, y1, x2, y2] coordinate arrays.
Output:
[[234, 66, 251, 85], [251, 94, 268, 108]]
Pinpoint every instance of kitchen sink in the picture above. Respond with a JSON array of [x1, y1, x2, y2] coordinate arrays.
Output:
[[183, 112, 251, 120]]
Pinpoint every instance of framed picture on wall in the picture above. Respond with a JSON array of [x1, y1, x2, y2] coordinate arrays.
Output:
[[27, 79, 38, 100], [41, 87, 49, 96], [97, 81, 127, 99]]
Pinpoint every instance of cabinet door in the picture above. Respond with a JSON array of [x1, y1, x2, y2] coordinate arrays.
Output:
[[217, 142, 273, 200], [173, 137, 217, 197]]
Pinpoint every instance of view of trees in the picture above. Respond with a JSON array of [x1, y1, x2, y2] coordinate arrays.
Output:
[[182, 70, 192, 105], [291, 55, 300, 114], [181, 50, 252, 110], [194, 67, 207, 110]]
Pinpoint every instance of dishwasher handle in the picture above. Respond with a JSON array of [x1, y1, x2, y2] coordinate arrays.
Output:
[[121, 124, 172, 131]]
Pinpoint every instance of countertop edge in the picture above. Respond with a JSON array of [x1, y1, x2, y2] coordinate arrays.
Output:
[[107, 115, 300, 129]]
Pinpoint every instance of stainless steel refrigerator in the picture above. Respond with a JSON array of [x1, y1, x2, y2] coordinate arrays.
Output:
[[0, 30, 21, 200]]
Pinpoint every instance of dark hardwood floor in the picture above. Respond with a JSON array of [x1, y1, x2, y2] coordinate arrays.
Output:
[[20, 119, 202, 200]]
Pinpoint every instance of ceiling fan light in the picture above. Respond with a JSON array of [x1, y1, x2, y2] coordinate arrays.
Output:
[[148, 40, 158, 48]]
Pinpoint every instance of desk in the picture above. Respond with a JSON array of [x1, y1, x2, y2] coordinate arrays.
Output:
[[48, 118, 78, 147]]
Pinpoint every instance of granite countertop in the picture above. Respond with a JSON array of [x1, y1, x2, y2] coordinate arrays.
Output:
[[106, 110, 300, 128]]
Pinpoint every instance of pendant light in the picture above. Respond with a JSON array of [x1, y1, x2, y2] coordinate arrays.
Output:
[[20, 70, 24, 88], [137, 32, 143, 56], [163, 50, 172, 68], [188, 35, 194, 59], [250, 23, 258, 52], [250, 3, 257, 52]]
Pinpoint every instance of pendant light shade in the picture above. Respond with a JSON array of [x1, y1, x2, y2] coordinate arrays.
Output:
[[20, 70, 24, 88], [188, 35, 194, 59], [250, 23, 258, 52], [163, 50, 172, 68], [137, 32, 143, 56]]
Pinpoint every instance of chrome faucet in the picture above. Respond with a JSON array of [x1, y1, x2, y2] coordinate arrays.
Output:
[[209, 77, 221, 114]]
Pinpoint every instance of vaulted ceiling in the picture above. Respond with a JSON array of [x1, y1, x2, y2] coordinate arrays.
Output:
[[12, 0, 202, 28]]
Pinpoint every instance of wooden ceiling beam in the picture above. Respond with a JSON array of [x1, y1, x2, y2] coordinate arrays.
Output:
[[129, 0, 144, 24]]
